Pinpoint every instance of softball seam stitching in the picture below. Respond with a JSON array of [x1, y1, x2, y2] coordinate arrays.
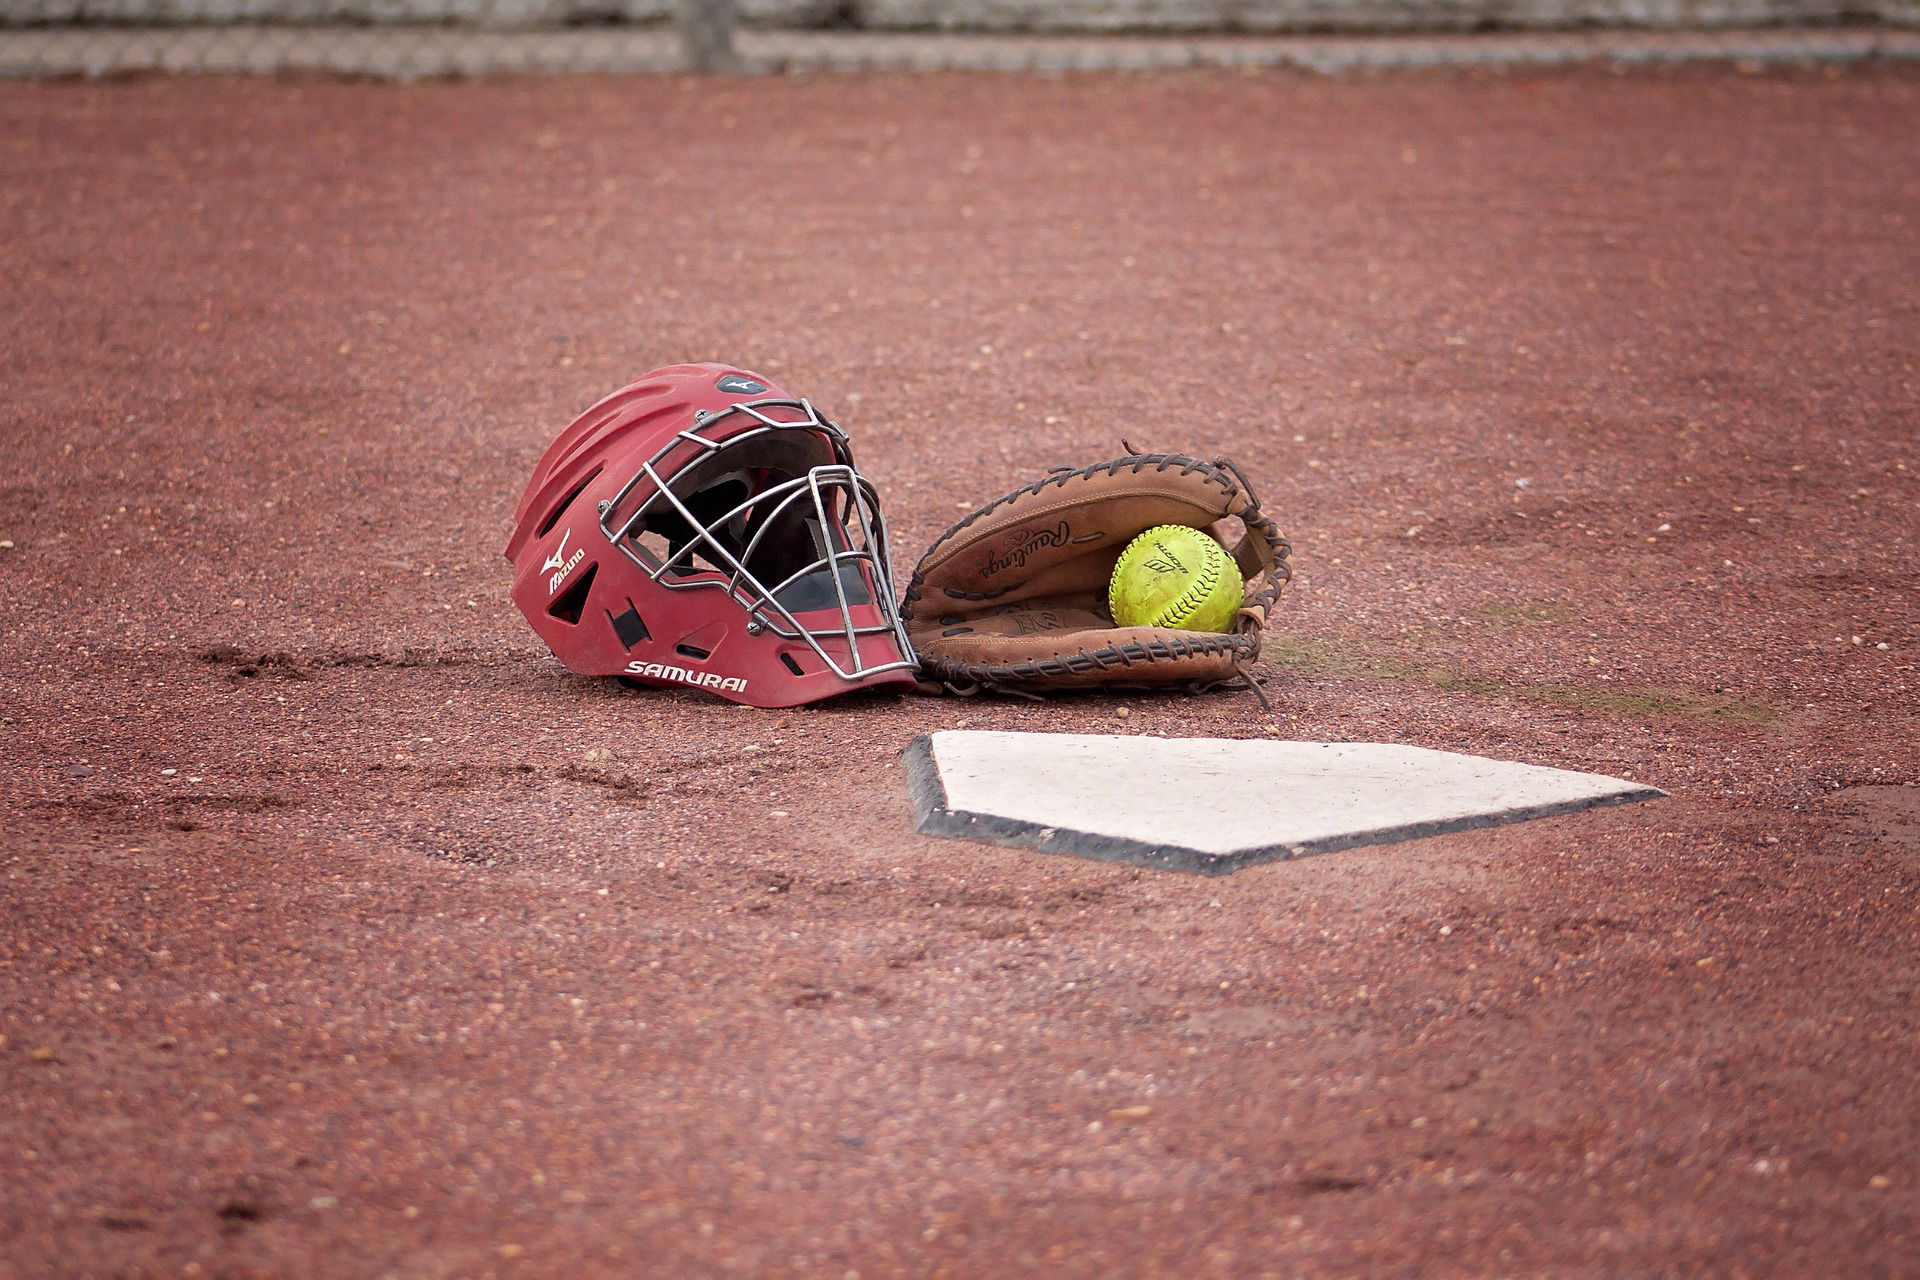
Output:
[[1159, 539, 1224, 628]]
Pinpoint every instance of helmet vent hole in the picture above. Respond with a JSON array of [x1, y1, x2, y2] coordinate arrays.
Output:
[[630, 529, 674, 568], [779, 652, 805, 676], [675, 642, 712, 662], [545, 562, 598, 625], [628, 526, 736, 580], [537, 466, 603, 538]]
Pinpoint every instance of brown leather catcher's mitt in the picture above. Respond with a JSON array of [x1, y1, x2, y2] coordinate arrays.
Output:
[[901, 452, 1291, 695]]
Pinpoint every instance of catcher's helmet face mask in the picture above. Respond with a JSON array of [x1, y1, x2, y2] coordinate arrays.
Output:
[[505, 364, 917, 708]]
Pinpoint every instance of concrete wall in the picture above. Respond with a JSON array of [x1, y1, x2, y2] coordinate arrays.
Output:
[[7, 0, 1912, 27], [865, 0, 1909, 31], [4, 1, 827, 24]]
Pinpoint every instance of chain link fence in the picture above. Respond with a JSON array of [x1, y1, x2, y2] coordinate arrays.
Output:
[[2, 0, 1916, 75]]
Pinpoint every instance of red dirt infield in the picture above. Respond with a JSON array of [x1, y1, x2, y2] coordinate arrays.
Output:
[[3, 65, 1916, 1277]]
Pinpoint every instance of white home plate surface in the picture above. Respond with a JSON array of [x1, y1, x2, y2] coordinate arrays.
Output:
[[905, 731, 1666, 875]]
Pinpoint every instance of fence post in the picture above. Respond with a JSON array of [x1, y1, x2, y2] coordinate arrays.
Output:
[[678, 0, 740, 72]]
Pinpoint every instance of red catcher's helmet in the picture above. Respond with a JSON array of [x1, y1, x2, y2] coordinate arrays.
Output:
[[505, 364, 918, 708]]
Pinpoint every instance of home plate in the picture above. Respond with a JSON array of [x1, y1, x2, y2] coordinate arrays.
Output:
[[905, 731, 1665, 876]]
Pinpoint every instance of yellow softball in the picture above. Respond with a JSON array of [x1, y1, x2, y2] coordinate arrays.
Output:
[[1108, 525, 1244, 633]]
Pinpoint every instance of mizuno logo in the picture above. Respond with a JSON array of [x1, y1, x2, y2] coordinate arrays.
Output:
[[545, 527, 587, 595]]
